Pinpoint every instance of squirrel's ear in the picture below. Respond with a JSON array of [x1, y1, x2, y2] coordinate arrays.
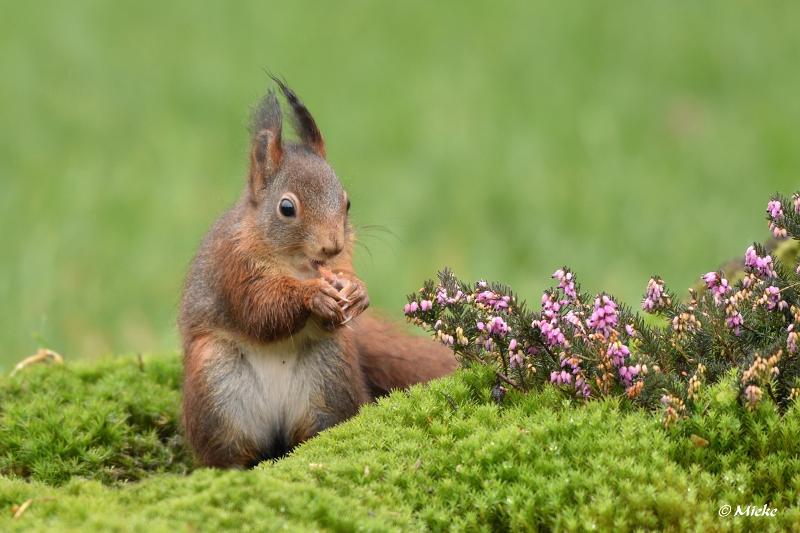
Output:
[[271, 76, 326, 158], [248, 89, 283, 203]]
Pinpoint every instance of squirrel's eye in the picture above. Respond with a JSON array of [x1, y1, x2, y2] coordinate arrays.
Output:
[[278, 198, 296, 218], [346, 199, 351, 212]]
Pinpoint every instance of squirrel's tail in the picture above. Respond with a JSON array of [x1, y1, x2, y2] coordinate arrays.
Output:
[[353, 311, 458, 399]]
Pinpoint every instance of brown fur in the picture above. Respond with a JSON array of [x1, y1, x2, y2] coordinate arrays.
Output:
[[179, 81, 457, 468], [181, 332, 253, 468], [215, 225, 316, 343]]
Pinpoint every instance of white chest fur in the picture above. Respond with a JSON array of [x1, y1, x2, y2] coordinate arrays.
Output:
[[248, 345, 312, 434], [212, 332, 321, 447]]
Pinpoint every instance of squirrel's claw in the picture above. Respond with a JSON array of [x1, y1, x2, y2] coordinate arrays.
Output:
[[306, 279, 348, 326], [338, 281, 369, 319], [319, 283, 348, 303]]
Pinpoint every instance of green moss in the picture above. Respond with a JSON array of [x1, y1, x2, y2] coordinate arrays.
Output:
[[0, 355, 191, 484], [0, 355, 798, 531]]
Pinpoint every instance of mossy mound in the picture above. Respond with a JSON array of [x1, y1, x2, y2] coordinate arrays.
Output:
[[0, 356, 191, 485], [0, 355, 798, 531]]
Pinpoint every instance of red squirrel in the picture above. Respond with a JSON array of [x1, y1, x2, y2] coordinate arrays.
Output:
[[179, 79, 458, 468]]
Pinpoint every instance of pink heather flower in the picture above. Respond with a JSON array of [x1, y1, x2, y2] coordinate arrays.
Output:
[[726, 311, 744, 336], [477, 291, 492, 302], [553, 268, 577, 300], [642, 278, 669, 312], [741, 273, 756, 289], [767, 200, 784, 219], [788, 324, 799, 354], [702, 271, 729, 305], [561, 357, 579, 373], [606, 341, 631, 367], [565, 311, 582, 328], [476, 290, 511, 311], [403, 301, 419, 315], [744, 385, 763, 409], [555, 357, 590, 398], [769, 221, 788, 239], [764, 200, 787, 242], [744, 246, 777, 278], [435, 288, 447, 305], [550, 357, 581, 385], [476, 321, 485, 331], [435, 287, 464, 305], [763, 285, 787, 311], [587, 295, 618, 337], [563, 310, 587, 336], [535, 319, 566, 347], [574, 376, 591, 398], [625, 324, 637, 337], [618, 364, 641, 387], [420, 300, 433, 311], [541, 292, 562, 320], [508, 339, 518, 351], [486, 316, 510, 336], [794, 193, 800, 214], [534, 291, 569, 347], [509, 352, 524, 368]]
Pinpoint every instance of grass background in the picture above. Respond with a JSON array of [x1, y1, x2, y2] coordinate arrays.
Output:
[[2, 0, 800, 367]]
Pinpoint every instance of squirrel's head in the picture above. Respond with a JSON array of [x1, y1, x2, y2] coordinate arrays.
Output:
[[244, 78, 350, 275]]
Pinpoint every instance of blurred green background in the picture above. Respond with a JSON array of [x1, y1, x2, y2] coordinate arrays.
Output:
[[1, 1, 799, 369]]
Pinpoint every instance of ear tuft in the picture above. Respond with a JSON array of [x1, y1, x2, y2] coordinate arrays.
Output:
[[250, 89, 282, 136], [271, 76, 326, 158], [248, 89, 283, 203]]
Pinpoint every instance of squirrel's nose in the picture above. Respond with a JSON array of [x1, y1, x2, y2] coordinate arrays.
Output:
[[321, 243, 342, 258]]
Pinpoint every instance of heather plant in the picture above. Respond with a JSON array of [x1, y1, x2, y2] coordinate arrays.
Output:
[[404, 192, 800, 425]]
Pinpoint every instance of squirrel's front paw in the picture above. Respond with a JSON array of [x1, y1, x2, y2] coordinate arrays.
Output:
[[335, 274, 370, 324], [305, 279, 347, 327]]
